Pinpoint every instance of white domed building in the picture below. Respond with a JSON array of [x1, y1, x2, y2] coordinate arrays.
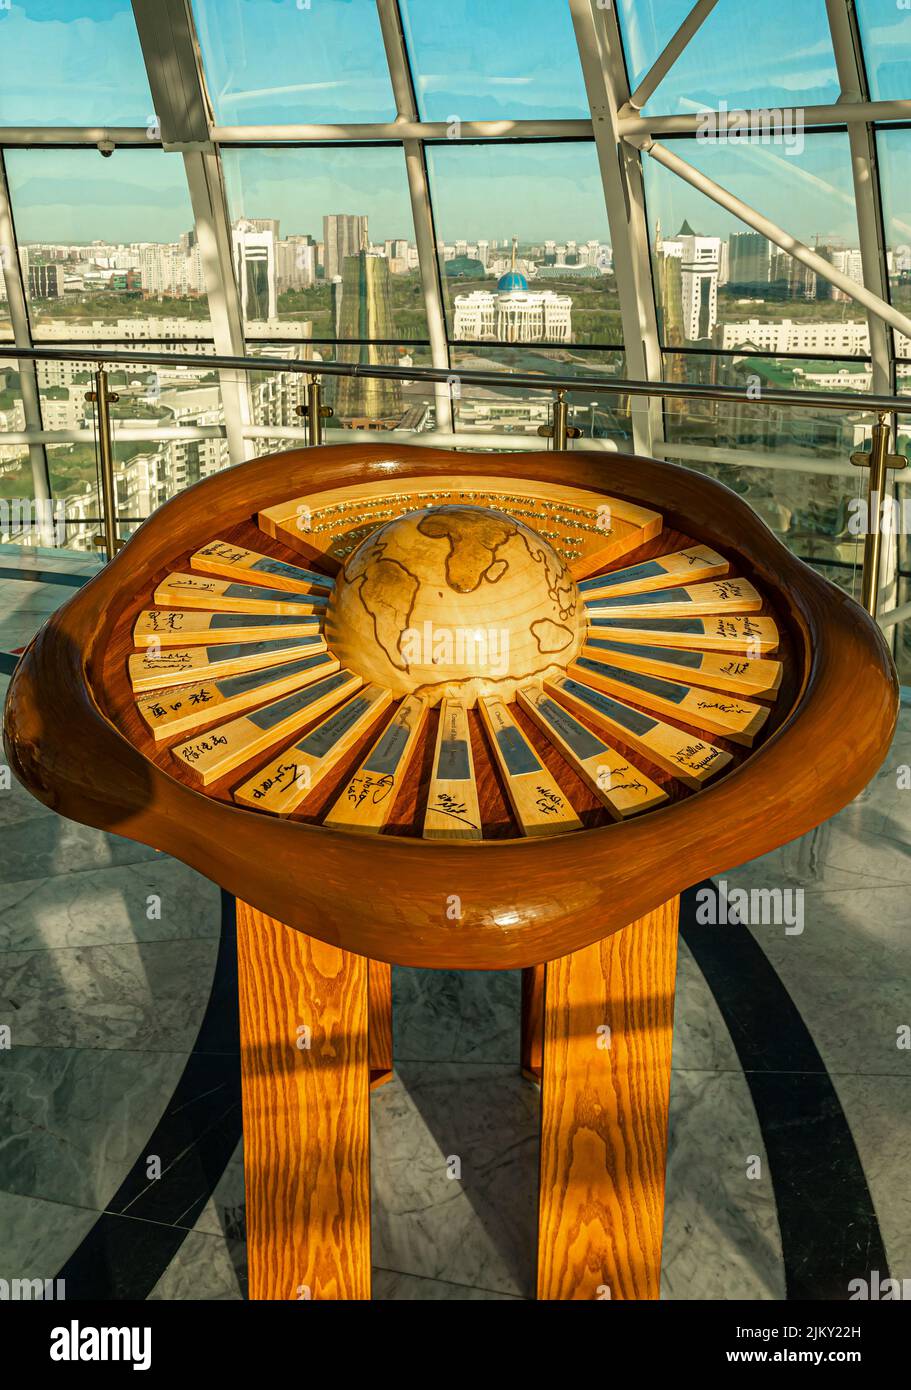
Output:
[[452, 250, 573, 344]]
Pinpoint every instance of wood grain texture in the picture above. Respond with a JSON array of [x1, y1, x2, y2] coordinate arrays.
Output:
[[368, 959, 394, 1090], [537, 897, 680, 1301], [3, 442, 898, 969], [235, 900, 370, 1300], [521, 964, 545, 1083]]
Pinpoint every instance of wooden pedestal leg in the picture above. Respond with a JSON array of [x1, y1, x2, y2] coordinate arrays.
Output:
[[521, 965, 545, 1083], [368, 959, 394, 1089], [536, 898, 680, 1301], [236, 901, 371, 1300]]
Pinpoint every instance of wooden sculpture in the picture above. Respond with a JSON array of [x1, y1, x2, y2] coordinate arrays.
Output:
[[3, 442, 898, 1303]]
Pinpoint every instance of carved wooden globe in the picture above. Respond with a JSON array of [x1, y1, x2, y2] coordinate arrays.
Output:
[[324, 503, 586, 706]]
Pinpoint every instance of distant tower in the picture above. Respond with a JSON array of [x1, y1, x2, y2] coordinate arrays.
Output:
[[323, 214, 369, 282], [231, 220, 277, 321], [331, 251, 403, 427]]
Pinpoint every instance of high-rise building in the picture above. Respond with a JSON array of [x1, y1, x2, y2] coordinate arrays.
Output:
[[276, 237, 316, 291], [331, 251, 402, 426], [249, 218, 280, 241], [657, 221, 720, 341], [728, 232, 771, 292], [232, 220, 277, 321], [322, 214, 368, 282], [28, 261, 64, 298]]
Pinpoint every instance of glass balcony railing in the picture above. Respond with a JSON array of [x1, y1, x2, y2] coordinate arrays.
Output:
[[1, 342, 909, 680]]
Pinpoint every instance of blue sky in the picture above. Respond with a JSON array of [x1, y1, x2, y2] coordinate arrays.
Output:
[[0, 0, 907, 248]]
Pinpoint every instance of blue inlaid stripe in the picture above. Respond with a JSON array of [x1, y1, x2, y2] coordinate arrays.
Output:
[[495, 725, 541, 777], [586, 638, 703, 670], [578, 559, 664, 592], [559, 678, 658, 737], [223, 580, 327, 605], [589, 616, 705, 635], [214, 653, 329, 699], [585, 585, 692, 611], [209, 611, 316, 630], [364, 715, 411, 775], [535, 696, 606, 760], [245, 670, 352, 730], [203, 636, 320, 663], [437, 738, 471, 781], [576, 656, 690, 705], [296, 696, 372, 758], [250, 555, 334, 587]]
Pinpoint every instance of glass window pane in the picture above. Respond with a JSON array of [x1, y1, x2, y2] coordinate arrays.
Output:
[[616, 0, 839, 115], [876, 128, 911, 369], [856, 1, 911, 101], [641, 134, 865, 357], [0, 1, 154, 126], [424, 142, 617, 349], [191, 0, 394, 125], [399, 0, 588, 121], [3, 150, 212, 340], [221, 146, 428, 348]]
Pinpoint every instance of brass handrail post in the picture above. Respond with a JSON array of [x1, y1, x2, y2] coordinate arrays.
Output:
[[850, 412, 907, 618], [296, 374, 334, 446], [537, 389, 582, 451], [84, 367, 122, 561]]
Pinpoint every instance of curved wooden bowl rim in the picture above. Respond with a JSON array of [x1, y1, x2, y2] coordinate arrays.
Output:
[[3, 443, 898, 969]]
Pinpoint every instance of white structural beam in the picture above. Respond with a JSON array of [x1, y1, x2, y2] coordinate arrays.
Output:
[[130, 0, 253, 464], [0, 152, 53, 539], [623, 0, 720, 115], [182, 150, 253, 464], [570, 0, 663, 455], [213, 119, 593, 143], [0, 100, 908, 147], [617, 98, 911, 138], [376, 0, 453, 432], [632, 136, 911, 342], [825, 0, 892, 396]]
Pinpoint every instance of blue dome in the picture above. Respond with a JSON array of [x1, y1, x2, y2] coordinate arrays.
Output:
[[497, 270, 528, 291]]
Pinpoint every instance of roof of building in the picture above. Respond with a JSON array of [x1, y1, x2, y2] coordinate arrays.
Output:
[[497, 270, 529, 291]]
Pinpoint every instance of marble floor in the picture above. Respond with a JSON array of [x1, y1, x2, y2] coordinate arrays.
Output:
[[0, 543, 908, 1301]]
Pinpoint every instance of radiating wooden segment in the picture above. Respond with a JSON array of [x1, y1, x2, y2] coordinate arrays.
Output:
[[323, 695, 427, 834], [521, 964, 545, 1084], [236, 901, 370, 1300], [422, 699, 483, 841], [128, 635, 328, 692], [569, 656, 770, 748], [233, 684, 392, 814], [578, 545, 728, 599], [546, 674, 732, 791], [136, 654, 340, 742], [479, 695, 583, 837], [516, 682, 668, 820], [258, 474, 663, 578], [132, 608, 322, 648], [587, 613, 780, 655], [190, 537, 334, 594], [583, 638, 782, 699], [368, 959, 394, 1090], [153, 572, 328, 616], [585, 577, 762, 621], [537, 899, 679, 1300], [172, 669, 363, 787]]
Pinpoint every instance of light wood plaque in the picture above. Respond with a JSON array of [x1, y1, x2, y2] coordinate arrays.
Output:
[[259, 475, 663, 579]]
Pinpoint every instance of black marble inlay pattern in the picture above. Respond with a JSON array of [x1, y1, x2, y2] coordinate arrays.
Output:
[[680, 881, 888, 1300]]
